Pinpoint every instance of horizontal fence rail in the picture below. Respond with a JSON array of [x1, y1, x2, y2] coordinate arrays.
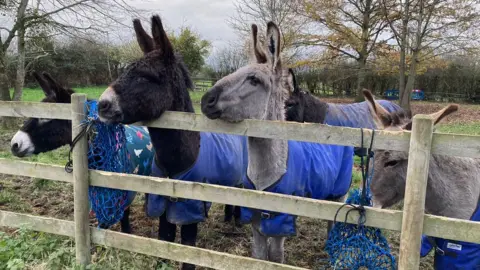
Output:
[[0, 158, 479, 245], [1, 99, 480, 269], [1, 101, 480, 158], [0, 210, 304, 270]]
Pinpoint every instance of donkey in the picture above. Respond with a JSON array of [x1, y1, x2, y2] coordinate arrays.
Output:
[[285, 68, 405, 128], [201, 22, 354, 263], [284, 68, 406, 156], [95, 15, 246, 270], [363, 89, 480, 269], [10, 72, 154, 234]]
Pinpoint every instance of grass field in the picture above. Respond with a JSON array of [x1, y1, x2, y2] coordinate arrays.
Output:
[[1, 91, 479, 269]]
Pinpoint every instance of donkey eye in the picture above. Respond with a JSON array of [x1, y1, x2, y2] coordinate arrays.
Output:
[[247, 75, 261, 86], [384, 160, 399, 167]]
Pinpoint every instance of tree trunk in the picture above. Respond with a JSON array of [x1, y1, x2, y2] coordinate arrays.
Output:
[[0, 54, 16, 129], [13, 23, 26, 101], [355, 55, 367, 101], [398, 0, 410, 112], [0, 53, 11, 102], [355, 0, 372, 102]]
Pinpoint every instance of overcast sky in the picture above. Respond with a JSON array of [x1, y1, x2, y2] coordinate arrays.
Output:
[[132, 0, 239, 52]]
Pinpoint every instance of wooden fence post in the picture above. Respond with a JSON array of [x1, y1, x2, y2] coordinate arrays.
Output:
[[71, 94, 91, 265], [398, 114, 434, 269]]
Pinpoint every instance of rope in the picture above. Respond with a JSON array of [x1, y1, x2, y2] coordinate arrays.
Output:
[[65, 121, 95, 173]]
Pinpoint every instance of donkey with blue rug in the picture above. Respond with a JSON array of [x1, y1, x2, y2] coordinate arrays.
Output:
[[95, 15, 247, 270], [10, 72, 154, 233], [284, 68, 406, 158], [201, 22, 355, 264], [363, 90, 480, 270]]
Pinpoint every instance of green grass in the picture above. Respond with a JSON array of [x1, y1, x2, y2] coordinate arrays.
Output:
[[436, 123, 480, 135], [0, 228, 173, 270], [14, 87, 105, 102], [15, 80, 210, 104]]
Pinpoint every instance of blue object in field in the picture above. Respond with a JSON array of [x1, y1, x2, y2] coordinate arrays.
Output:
[[420, 205, 480, 269], [384, 89, 399, 100], [240, 140, 354, 236], [147, 133, 247, 225], [411, 89, 425, 100]]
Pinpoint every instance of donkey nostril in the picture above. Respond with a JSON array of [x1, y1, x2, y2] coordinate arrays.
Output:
[[11, 143, 19, 152], [98, 100, 111, 113], [207, 95, 217, 107]]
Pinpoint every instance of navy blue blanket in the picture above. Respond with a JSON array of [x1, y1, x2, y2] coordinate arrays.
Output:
[[240, 140, 354, 236], [325, 100, 402, 128], [147, 132, 247, 225], [421, 205, 480, 269]]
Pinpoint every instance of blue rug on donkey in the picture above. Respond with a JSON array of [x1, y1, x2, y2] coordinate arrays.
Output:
[[325, 100, 402, 128], [421, 205, 480, 269], [240, 140, 354, 237], [146, 133, 247, 225]]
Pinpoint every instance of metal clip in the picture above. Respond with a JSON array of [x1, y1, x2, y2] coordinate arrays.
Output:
[[261, 212, 271, 219], [435, 247, 445, 256]]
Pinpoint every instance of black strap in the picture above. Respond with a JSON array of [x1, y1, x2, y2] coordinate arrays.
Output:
[[65, 121, 94, 173], [333, 128, 375, 226], [426, 236, 458, 258]]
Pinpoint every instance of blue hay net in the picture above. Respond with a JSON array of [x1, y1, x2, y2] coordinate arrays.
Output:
[[83, 100, 132, 228], [325, 131, 396, 270]]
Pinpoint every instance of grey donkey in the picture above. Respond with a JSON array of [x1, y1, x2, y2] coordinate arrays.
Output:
[[201, 22, 355, 263], [363, 90, 480, 220]]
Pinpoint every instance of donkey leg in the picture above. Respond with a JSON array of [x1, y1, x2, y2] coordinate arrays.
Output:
[[158, 212, 176, 242], [268, 236, 286, 263], [233, 205, 242, 227], [224, 204, 233, 223], [252, 225, 269, 260], [180, 223, 198, 270], [120, 206, 132, 234]]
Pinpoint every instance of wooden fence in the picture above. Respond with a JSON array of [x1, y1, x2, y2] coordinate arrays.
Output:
[[0, 93, 479, 269]]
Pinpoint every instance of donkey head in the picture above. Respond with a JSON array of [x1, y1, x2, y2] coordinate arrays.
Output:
[[363, 89, 459, 209], [11, 72, 74, 157], [201, 22, 287, 122], [285, 68, 307, 122], [98, 15, 193, 124]]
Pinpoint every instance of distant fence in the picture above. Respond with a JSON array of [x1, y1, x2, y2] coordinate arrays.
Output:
[[0, 94, 479, 269]]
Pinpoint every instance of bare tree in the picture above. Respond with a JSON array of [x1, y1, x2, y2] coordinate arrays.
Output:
[[382, 0, 480, 111], [293, 0, 390, 101], [208, 44, 249, 77], [229, 0, 306, 63], [0, 0, 145, 105]]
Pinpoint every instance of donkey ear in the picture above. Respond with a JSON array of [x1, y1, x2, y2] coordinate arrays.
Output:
[[289, 68, 299, 94], [265, 21, 282, 72], [33, 72, 55, 98], [251, 24, 267, 64], [429, 104, 458, 125], [363, 89, 392, 129], [133, 19, 154, 54], [151, 15, 175, 61]]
